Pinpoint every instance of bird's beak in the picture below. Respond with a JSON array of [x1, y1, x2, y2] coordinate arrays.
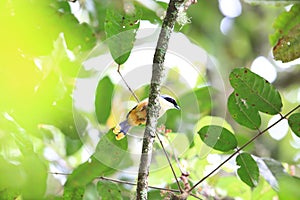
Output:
[[175, 105, 180, 110]]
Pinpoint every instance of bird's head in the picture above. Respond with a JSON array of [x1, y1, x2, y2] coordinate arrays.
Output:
[[159, 95, 180, 111]]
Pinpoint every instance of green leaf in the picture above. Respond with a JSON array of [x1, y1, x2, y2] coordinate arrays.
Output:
[[53, 97, 88, 139], [134, 1, 165, 24], [215, 176, 252, 199], [83, 183, 99, 200], [148, 190, 164, 199], [165, 86, 213, 142], [244, 0, 300, 6], [63, 186, 85, 200], [0, 190, 20, 200], [273, 24, 300, 63], [65, 137, 83, 156], [62, 15, 96, 51], [95, 76, 114, 124], [278, 176, 300, 199], [0, 154, 47, 199], [97, 181, 122, 200], [259, 158, 300, 198], [139, 84, 150, 100], [64, 156, 114, 189], [198, 125, 237, 152], [236, 153, 259, 187], [104, 8, 141, 65], [64, 130, 128, 188], [228, 92, 261, 130], [252, 177, 277, 200], [93, 130, 129, 166], [229, 68, 282, 115], [256, 157, 287, 191], [270, 4, 300, 46], [288, 113, 300, 137]]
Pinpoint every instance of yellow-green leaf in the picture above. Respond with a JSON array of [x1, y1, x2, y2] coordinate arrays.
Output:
[[95, 76, 114, 124], [64, 130, 128, 188], [198, 125, 237, 152]]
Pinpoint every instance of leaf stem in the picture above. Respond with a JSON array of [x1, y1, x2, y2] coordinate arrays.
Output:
[[188, 104, 300, 193], [117, 64, 140, 102]]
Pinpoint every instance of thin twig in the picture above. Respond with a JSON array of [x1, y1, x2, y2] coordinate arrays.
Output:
[[50, 172, 69, 175], [155, 132, 182, 192], [51, 172, 178, 193], [117, 64, 140, 103], [50, 172, 202, 199], [166, 136, 187, 175], [99, 176, 202, 199], [50, 172, 179, 192], [188, 104, 300, 193], [98, 176, 180, 193]]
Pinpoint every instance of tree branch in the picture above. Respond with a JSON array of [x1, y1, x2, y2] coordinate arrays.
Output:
[[136, 0, 185, 199], [188, 104, 300, 193]]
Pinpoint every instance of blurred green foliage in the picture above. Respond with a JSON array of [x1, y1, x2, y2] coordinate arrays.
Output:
[[95, 76, 114, 124]]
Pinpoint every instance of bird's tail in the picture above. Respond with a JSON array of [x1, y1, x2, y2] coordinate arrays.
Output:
[[113, 120, 131, 140]]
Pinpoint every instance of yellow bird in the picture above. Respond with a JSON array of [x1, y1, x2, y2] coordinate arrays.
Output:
[[113, 95, 180, 140]]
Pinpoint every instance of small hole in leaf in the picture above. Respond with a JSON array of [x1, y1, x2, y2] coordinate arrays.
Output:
[[244, 69, 248, 73]]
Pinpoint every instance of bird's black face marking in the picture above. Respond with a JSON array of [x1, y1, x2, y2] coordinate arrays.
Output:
[[161, 96, 180, 109]]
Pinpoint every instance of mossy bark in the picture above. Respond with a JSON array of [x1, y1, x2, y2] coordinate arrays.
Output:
[[136, 0, 185, 200]]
